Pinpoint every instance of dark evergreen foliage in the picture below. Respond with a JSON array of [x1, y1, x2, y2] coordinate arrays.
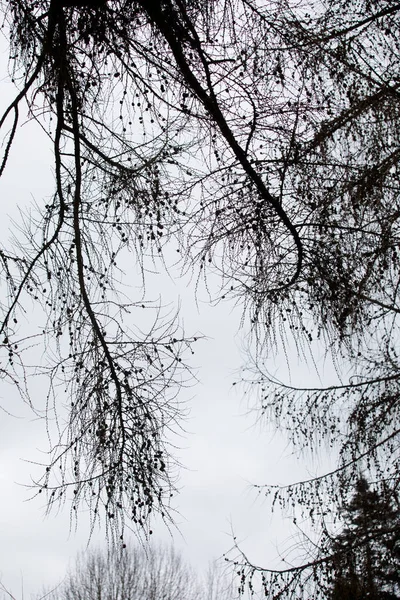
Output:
[[329, 478, 400, 600]]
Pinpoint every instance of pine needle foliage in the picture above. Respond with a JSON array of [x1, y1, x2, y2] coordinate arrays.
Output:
[[330, 478, 400, 600]]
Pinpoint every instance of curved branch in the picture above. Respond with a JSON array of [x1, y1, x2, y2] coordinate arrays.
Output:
[[141, 0, 303, 289]]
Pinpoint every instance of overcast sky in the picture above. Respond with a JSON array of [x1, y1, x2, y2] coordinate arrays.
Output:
[[0, 28, 336, 599]]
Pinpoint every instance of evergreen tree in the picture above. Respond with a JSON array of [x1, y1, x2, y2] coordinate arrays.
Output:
[[330, 478, 400, 600]]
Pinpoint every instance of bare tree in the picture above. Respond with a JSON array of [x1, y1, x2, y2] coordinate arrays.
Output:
[[0, 0, 305, 539], [1, 0, 400, 595], [42, 544, 240, 600], [203, 560, 239, 600], [56, 545, 202, 600], [1, 0, 202, 540], [206, 0, 400, 597]]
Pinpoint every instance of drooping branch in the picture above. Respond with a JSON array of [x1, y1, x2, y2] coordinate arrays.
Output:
[[140, 0, 303, 289]]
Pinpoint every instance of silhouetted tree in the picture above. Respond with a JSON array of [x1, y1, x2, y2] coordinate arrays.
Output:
[[329, 478, 400, 600], [1, 0, 306, 540], [1, 1, 400, 591]]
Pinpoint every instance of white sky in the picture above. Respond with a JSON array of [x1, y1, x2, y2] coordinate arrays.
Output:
[[0, 27, 336, 599]]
